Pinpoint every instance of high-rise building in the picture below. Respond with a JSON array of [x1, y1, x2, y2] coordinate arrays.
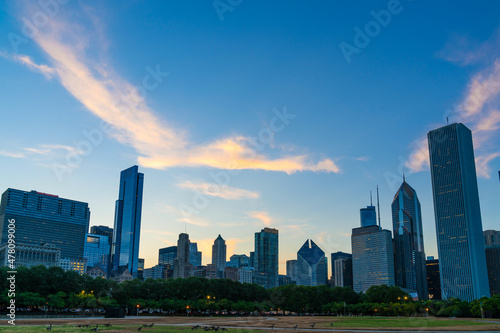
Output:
[[84, 233, 111, 274], [352, 195, 395, 293], [360, 205, 377, 227], [391, 179, 428, 300], [228, 254, 249, 268], [143, 264, 166, 280], [331, 252, 353, 288], [190, 242, 202, 267], [173, 233, 193, 278], [426, 256, 441, 300], [296, 239, 327, 286], [90, 225, 113, 244], [428, 123, 490, 300], [286, 259, 298, 283], [212, 235, 226, 271], [138, 258, 145, 280], [111, 166, 144, 278], [0, 188, 90, 261], [159, 246, 177, 266], [254, 227, 279, 289], [484, 230, 500, 296]]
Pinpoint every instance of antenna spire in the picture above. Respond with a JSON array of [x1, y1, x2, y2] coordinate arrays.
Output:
[[403, 172, 405, 182], [370, 190, 373, 206], [377, 186, 381, 228]]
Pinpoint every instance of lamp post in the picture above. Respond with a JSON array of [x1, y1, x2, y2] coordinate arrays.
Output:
[[186, 305, 190, 317], [137, 304, 139, 317]]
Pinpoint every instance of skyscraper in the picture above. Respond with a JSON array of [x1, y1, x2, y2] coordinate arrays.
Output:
[[212, 234, 226, 271], [0, 188, 90, 261], [159, 246, 177, 266], [190, 242, 202, 267], [360, 205, 377, 227], [254, 227, 279, 289], [392, 179, 428, 300], [331, 252, 353, 288], [428, 123, 490, 300], [173, 233, 193, 278], [426, 256, 441, 300], [111, 166, 144, 277], [296, 239, 327, 286], [484, 230, 500, 296], [286, 259, 298, 283], [352, 195, 394, 293]]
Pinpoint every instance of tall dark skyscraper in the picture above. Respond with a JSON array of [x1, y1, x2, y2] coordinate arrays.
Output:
[[254, 227, 279, 289], [111, 166, 144, 277], [426, 256, 441, 300], [392, 179, 428, 300], [173, 233, 193, 278], [0, 188, 90, 260], [331, 252, 353, 288], [428, 123, 490, 300], [484, 230, 500, 296], [159, 246, 177, 266], [296, 239, 327, 286]]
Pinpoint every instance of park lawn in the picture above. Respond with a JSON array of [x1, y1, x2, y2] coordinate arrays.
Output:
[[0, 326, 247, 333], [323, 317, 493, 328]]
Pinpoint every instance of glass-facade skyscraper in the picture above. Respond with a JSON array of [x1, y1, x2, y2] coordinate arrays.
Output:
[[159, 246, 177, 265], [0, 188, 90, 260], [111, 166, 144, 277], [212, 234, 226, 271], [428, 123, 490, 300], [84, 233, 111, 274], [254, 227, 279, 289], [392, 179, 428, 300], [190, 242, 202, 267], [296, 239, 327, 286], [331, 252, 353, 288]]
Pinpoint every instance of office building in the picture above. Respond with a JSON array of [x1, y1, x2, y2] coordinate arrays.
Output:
[[392, 179, 428, 300], [279, 275, 293, 286], [225, 266, 239, 281], [212, 234, 226, 271], [173, 233, 193, 278], [190, 242, 202, 267], [138, 258, 145, 280], [484, 230, 500, 296], [426, 257, 441, 300], [143, 264, 166, 280], [286, 259, 298, 283], [360, 204, 377, 227], [90, 225, 113, 243], [0, 242, 60, 269], [111, 166, 144, 278], [254, 227, 279, 289], [159, 246, 177, 266], [352, 195, 395, 293], [428, 123, 490, 300], [228, 254, 249, 268], [331, 252, 353, 288], [0, 189, 90, 261], [238, 267, 254, 284], [296, 239, 328, 286], [84, 233, 111, 274], [59, 258, 87, 275]]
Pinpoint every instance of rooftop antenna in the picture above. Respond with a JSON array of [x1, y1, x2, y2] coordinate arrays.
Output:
[[446, 117, 449, 124], [377, 186, 381, 228], [370, 190, 373, 206]]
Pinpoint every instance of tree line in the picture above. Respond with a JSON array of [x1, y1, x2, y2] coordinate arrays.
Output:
[[1, 266, 499, 318]]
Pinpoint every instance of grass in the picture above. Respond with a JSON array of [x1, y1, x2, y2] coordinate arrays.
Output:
[[322, 317, 492, 328]]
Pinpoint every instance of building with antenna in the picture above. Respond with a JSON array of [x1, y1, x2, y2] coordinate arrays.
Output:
[[392, 178, 428, 300], [352, 188, 395, 293]]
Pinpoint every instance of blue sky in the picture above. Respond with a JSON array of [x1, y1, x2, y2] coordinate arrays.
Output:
[[0, 0, 499, 273]]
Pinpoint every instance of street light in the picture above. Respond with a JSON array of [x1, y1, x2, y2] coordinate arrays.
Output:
[[137, 304, 139, 317], [426, 308, 429, 317], [186, 305, 190, 317]]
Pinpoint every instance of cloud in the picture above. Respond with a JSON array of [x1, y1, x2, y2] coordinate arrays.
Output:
[[475, 152, 500, 178], [406, 58, 500, 176], [0, 151, 26, 158], [177, 181, 260, 200], [0, 51, 56, 79], [155, 204, 211, 227], [23, 144, 81, 156], [247, 211, 273, 226], [10, 6, 340, 175]]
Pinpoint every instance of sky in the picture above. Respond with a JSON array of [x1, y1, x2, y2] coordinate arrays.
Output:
[[0, 0, 499, 274]]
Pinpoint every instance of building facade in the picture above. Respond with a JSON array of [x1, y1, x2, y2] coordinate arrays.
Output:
[[428, 123, 490, 300], [484, 230, 500, 296], [111, 166, 144, 277], [426, 256, 441, 300], [331, 252, 353, 288], [84, 233, 111, 274], [286, 259, 298, 283], [159, 246, 177, 266], [212, 235, 226, 271], [254, 228, 279, 289], [296, 239, 327, 286], [190, 242, 202, 267], [352, 225, 395, 293], [392, 179, 428, 300], [0, 242, 60, 269], [228, 254, 249, 268], [0, 189, 90, 262], [173, 233, 193, 278]]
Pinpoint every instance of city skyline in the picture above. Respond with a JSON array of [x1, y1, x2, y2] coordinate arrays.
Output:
[[0, 2, 500, 275]]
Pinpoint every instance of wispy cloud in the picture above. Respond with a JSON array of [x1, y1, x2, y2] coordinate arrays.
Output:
[[0, 151, 26, 158], [9, 5, 340, 175], [0, 51, 56, 79], [23, 144, 81, 156], [247, 211, 273, 226], [475, 152, 500, 178], [177, 181, 260, 200]]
